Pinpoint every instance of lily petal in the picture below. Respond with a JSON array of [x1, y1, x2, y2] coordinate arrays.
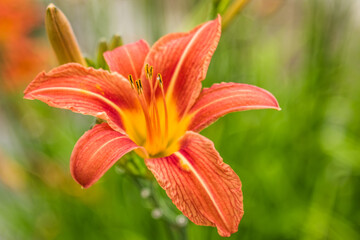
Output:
[[144, 16, 221, 117], [24, 63, 139, 133], [103, 39, 150, 80], [145, 131, 243, 237], [70, 123, 143, 188], [188, 83, 281, 132]]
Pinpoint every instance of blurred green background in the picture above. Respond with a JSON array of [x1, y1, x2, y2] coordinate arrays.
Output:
[[1, 0, 359, 239]]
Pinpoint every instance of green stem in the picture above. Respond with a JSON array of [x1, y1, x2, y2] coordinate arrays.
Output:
[[123, 166, 188, 240], [222, 0, 250, 30]]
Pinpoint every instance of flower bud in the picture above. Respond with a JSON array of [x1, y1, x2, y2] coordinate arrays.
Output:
[[45, 4, 86, 65], [109, 34, 123, 50], [96, 39, 108, 69]]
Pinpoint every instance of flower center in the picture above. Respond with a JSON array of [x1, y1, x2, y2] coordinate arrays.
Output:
[[122, 64, 189, 158]]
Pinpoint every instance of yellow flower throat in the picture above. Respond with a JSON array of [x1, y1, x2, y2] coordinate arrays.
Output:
[[122, 64, 190, 158]]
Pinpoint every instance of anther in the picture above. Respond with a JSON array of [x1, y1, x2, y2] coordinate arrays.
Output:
[[149, 66, 153, 79], [145, 64, 149, 78], [157, 73, 163, 86], [135, 79, 143, 95], [135, 80, 140, 94], [128, 74, 135, 89], [138, 79, 143, 92]]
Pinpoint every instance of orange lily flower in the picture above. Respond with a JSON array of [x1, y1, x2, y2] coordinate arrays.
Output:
[[24, 16, 280, 236]]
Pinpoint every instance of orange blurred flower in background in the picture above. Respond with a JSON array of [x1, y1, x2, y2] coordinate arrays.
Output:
[[0, 0, 50, 91]]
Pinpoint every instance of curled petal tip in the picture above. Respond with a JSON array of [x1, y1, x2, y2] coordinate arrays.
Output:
[[271, 98, 281, 111], [70, 123, 141, 188], [272, 97, 281, 111], [188, 83, 282, 131], [146, 132, 243, 237], [23, 71, 46, 99]]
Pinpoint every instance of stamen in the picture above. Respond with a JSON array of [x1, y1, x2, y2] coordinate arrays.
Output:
[[149, 66, 153, 80], [131, 65, 171, 151], [134, 79, 144, 95], [153, 104, 161, 140], [135, 80, 140, 94], [133, 78, 154, 145], [149, 75, 161, 142], [138, 79, 143, 94], [144, 64, 161, 140], [128, 74, 135, 89], [157, 73, 168, 139], [145, 64, 150, 79], [148, 65, 156, 107], [157, 73, 163, 86]]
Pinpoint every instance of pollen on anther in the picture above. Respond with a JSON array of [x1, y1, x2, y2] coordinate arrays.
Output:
[[157, 73, 163, 86], [149, 66, 153, 79], [138, 79, 143, 90], [135, 79, 143, 95], [135, 80, 140, 94], [145, 64, 149, 77], [128, 74, 135, 89]]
